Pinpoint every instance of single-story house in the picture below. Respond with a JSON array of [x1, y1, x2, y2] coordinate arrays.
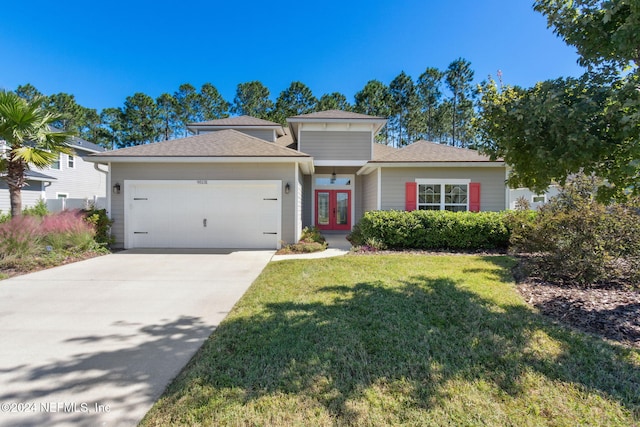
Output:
[[87, 110, 507, 249]]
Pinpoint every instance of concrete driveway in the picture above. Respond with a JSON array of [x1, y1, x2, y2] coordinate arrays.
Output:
[[0, 249, 274, 427]]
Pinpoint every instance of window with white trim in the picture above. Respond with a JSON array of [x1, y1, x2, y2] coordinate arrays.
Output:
[[68, 154, 75, 168], [532, 194, 546, 203], [50, 153, 60, 170], [417, 181, 469, 212]]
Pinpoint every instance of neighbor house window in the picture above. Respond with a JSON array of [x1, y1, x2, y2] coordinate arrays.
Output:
[[68, 155, 75, 168], [532, 194, 546, 203], [417, 181, 469, 212], [51, 154, 60, 170]]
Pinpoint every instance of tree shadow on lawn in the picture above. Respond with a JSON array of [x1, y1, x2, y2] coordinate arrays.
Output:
[[157, 259, 640, 424]]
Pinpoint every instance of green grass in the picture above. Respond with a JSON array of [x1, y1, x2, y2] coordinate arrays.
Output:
[[141, 255, 640, 426]]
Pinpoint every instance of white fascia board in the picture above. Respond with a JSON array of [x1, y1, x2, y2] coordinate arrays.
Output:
[[314, 160, 368, 167]]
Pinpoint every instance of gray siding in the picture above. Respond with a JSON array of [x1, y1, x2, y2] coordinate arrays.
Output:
[[361, 171, 378, 213], [380, 167, 506, 212], [238, 129, 275, 141], [198, 129, 275, 142], [110, 162, 298, 248], [300, 131, 371, 160], [302, 175, 312, 228], [44, 150, 107, 201], [0, 180, 44, 213]]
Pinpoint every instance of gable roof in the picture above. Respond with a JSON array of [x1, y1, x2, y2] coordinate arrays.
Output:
[[88, 129, 310, 159], [286, 109, 387, 142], [358, 140, 503, 175], [187, 115, 285, 136]]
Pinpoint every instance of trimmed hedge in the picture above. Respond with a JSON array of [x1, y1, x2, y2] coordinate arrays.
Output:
[[351, 210, 510, 250]]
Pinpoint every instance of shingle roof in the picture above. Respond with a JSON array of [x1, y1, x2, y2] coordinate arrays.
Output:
[[373, 140, 496, 163], [288, 109, 386, 120], [70, 136, 105, 153], [89, 129, 309, 158], [188, 115, 281, 127], [373, 143, 398, 160], [274, 127, 296, 150]]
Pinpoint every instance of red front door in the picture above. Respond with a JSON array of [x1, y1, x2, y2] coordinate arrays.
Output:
[[315, 190, 351, 231]]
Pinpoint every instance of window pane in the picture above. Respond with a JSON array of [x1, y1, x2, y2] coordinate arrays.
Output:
[[51, 154, 60, 170], [336, 192, 349, 225], [419, 184, 440, 204], [445, 205, 467, 212], [317, 192, 330, 225], [315, 177, 351, 186], [445, 184, 467, 204], [418, 205, 440, 210]]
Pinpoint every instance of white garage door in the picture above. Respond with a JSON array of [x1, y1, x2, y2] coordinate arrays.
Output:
[[125, 180, 281, 249]]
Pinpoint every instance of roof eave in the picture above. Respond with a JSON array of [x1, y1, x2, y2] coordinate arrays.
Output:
[[357, 161, 506, 175]]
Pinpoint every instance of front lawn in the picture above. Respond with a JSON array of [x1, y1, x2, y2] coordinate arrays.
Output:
[[141, 255, 640, 426]]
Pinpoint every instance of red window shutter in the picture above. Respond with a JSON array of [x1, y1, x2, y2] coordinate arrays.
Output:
[[405, 182, 417, 211], [469, 182, 481, 212]]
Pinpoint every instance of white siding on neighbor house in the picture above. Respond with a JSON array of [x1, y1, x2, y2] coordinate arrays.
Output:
[[299, 131, 371, 161], [0, 180, 44, 213], [380, 167, 507, 212], [44, 150, 107, 202], [109, 162, 299, 248], [509, 186, 560, 210]]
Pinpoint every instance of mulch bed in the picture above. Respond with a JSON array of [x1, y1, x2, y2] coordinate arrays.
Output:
[[0, 251, 107, 280], [513, 261, 640, 349]]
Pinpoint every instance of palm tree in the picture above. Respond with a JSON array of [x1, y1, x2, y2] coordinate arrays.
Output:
[[0, 90, 75, 217]]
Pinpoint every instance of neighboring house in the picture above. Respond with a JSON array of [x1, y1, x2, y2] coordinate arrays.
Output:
[[0, 136, 107, 213], [508, 186, 561, 210], [87, 110, 507, 249], [43, 137, 108, 211], [0, 170, 55, 214]]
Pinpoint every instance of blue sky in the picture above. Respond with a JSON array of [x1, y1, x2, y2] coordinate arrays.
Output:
[[1, 0, 585, 112]]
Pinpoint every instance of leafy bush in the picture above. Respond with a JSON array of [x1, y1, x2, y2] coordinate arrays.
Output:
[[355, 210, 510, 251], [299, 226, 326, 245], [510, 176, 640, 287], [22, 199, 49, 217], [82, 207, 114, 247], [278, 227, 328, 254]]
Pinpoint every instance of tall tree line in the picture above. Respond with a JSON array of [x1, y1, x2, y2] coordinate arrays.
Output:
[[12, 58, 479, 149]]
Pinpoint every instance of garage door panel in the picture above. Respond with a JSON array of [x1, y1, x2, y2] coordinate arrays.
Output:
[[125, 180, 281, 249]]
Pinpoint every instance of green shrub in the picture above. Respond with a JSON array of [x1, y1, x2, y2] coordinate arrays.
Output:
[[82, 207, 114, 247], [299, 226, 326, 244], [356, 210, 510, 251], [511, 176, 640, 287], [22, 199, 49, 217]]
